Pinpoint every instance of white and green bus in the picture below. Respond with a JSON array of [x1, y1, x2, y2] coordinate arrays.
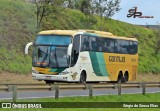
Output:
[[25, 30, 138, 84]]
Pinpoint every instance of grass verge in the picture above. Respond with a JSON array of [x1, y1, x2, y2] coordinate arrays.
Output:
[[0, 93, 160, 111]]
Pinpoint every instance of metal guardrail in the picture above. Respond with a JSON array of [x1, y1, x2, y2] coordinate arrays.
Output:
[[0, 82, 160, 102]]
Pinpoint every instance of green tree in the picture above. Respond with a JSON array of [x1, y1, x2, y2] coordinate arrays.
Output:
[[80, 0, 92, 14], [32, 0, 64, 31], [93, 0, 121, 18], [32, 0, 49, 31], [63, 0, 84, 10], [92, 0, 121, 30]]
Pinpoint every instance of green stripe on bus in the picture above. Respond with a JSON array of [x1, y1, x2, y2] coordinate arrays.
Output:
[[89, 52, 108, 76], [96, 52, 108, 76], [89, 52, 102, 76]]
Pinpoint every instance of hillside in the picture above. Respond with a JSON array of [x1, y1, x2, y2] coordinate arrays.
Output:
[[0, 0, 36, 73], [140, 25, 160, 30], [0, 0, 160, 74]]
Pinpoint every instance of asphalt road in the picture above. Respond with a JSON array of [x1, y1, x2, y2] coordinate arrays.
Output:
[[0, 87, 160, 100]]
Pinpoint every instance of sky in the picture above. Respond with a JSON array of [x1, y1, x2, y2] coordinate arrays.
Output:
[[111, 0, 160, 25]]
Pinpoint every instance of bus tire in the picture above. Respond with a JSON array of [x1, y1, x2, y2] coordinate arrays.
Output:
[[79, 71, 86, 84], [117, 71, 123, 83], [123, 72, 129, 83], [45, 80, 54, 84]]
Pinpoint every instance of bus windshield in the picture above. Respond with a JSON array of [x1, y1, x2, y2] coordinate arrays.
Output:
[[33, 35, 71, 68]]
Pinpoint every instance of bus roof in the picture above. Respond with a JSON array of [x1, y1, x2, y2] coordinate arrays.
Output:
[[38, 30, 138, 41], [38, 30, 78, 36]]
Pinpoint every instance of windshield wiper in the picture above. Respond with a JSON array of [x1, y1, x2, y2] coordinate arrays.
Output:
[[40, 48, 49, 67]]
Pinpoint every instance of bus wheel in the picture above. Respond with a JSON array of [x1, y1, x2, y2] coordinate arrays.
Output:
[[123, 72, 129, 83], [80, 71, 86, 84], [117, 72, 123, 83], [45, 80, 54, 84]]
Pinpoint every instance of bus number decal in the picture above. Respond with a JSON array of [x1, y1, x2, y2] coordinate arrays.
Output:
[[109, 56, 125, 62]]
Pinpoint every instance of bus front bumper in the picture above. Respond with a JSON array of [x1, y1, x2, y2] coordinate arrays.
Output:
[[32, 73, 69, 82]]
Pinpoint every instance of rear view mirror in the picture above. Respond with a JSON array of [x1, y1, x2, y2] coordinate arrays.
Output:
[[25, 42, 33, 54]]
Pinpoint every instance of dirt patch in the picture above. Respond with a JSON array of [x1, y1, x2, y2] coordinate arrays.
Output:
[[0, 72, 159, 84], [0, 72, 44, 84], [135, 73, 160, 82]]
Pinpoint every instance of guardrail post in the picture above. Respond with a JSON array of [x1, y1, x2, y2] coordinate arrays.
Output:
[[8, 85, 13, 92], [142, 83, 146, 95], [89, 85, 93, 98], [113, 83, 116, 89], [12, 85, 17, 102], [118, 84, 121, 95], [50, 85, 54, 91], [85, 84, 88, 90], [55, 85, 59, 99], [138, 83, 141, 88]]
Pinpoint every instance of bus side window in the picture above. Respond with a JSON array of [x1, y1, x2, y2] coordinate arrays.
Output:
[[103, 39, 108, 52], [129, 41, 138, 54], [103, 38, 113, 53], [81, 36, 90, 51], [132, 41, 138, 54], [110, 39, 115, 53], [121, 40, 130, 54], [90, 37, 97, 51], [117, 40, 123, 53], [96, 38, 101, 52], [114, 40, 118, 53]]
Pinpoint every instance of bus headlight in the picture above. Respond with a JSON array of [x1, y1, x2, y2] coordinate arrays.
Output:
[[60, 71, 69, 75]]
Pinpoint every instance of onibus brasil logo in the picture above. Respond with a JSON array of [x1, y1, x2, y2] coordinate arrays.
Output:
[[127, 7, 154, 18], [1, 103, 42, 108]]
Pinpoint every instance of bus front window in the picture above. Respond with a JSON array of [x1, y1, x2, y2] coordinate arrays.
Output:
[[33, 35, 71, 68]]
